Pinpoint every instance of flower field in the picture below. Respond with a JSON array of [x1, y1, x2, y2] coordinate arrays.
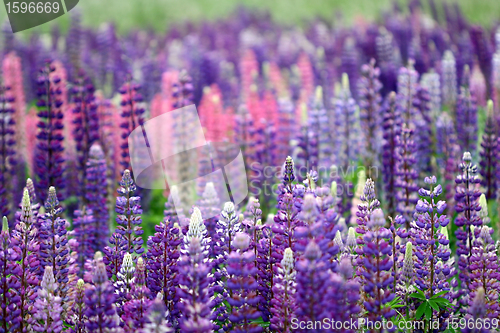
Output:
[[0, 1, 500, 332]]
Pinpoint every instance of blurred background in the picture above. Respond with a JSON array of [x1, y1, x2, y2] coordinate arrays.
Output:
[[1, 0, 500, 35]]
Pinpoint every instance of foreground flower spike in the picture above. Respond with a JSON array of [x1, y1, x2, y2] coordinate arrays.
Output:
[[411, 176, 451, 297], [454, 152, 482, 295], [0, 82, 17, 220], [119, 79, 145, 170], [84, 261, 118, 331], [141, 296, 173, 333], [227, 232, 262, 333], [71, 73, 99, 198], [10, 189, 39, 331], [0, 217, 15, 331], [122, 257, 151, 331], [35, 61, 66, 202], [146, 220, 181, 323], [39, 186, 73, 316], [358, 59, 382, 179], [69, 279, 87, 333], [382, 92, 402, 217], [480, 100, 498, 199], [115, 252, 135, 317], [456, 65, 478, 155], [33, 266, 63, 332], [85, 143, 109, 251], [468, 226, 500, 318], [177, 236, 214, 332], [270, 247, 296, 332], [468, 287, 487, 319], [360, 208, 396, 321]]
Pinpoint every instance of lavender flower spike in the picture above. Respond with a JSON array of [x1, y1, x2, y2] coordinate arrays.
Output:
[[270, 247, 296, 332], [141, 296, 173, 333], [33, 266, 63, 332]]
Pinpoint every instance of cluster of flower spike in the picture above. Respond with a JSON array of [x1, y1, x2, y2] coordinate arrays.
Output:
[[0, 1, 500, 331]]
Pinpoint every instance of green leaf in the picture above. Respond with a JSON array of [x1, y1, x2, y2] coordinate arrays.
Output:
[[415, 302, 427, 319], [428, 300, 439, 312], [425, 304, 433, 320], [431, 290, 449, 298], [409, 293, 426, 301]]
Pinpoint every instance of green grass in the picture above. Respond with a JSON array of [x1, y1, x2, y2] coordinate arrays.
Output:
[[1, 0, 499, 38]]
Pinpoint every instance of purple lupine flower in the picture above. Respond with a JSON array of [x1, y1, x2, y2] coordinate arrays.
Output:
[[35, 61, 66, 202], [333, 73, 360, 170], [114, 252, 135, 320], [85, 143, 109, 251], [146, 220, 181, 324], [442, 50, 457, 106], [396, 60, 419, 125], [198, 182, 220, 260], [468, 226, 500, 318], [0, 217, 16, 332], [71, 73, 99, 198], [122, 257, 151, 331], [0, 83, 17, 220], [395, 123, 418, 228], [329, 259, 360, 332], [270, 247, 296, 332], [355, 178, 380, 240], [358, 59, 382, 178], [9, 189, 40, 332], [32, 266, 63, 332], [293, 110, 318, 180], [84, 261, 119, 332], [177, 235, 214, 333], [467, 287, 487, 320], [73, 207, 95, 277], [410, 176, 451, 297], [382, 92, 402, 217], [295, 240, 331, 329], [414, 85, 433, 175], [226, 232, 262, 333], [436, 112, 458, 216], [308, 86, 332, 169], [421, 72, 441, 120], [68, 279, 86, 333], [455, 152, 482, 299], [469, 25, 493, 98], [456, 66, 478, 154], [256, 216, 277, 325], [398, 242, 415, 315], [119, 79, 145, 170], [103, 169, 143, 277], [479, 100, 497, 199], [361, 208, 396, 321], [38, 186, 74, 317], [141, 296, 173, 333]]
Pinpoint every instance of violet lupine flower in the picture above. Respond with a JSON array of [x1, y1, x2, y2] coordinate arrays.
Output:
[[119, 79, 145, 170], [71, 74, 99, 197], [270, 247, 296, 332], [329, 259, 360, 332], [358, 59, 382, 179], [0, 84, 17, 220], [141, 296, 173, 333], [256, 217, 276, 324], [469, 26, 493, 98], [456, 66, 478, 155], [146, 220, 181, 324], [355, 178, 381, 241], [295, 240, 332, 329], [32, 266, 63, 332], [414, 85, 433, 175], [0, 217, 16, 332], [294, 109, 318, 179], [73, 207, 95, 276], [455, 152, 482, 294], [35, 61, 66, 202], [398, 242, 415, 315], [360, 208, 396, 321], [114, 252, 135, 320], [308, 86, 331, 169], [442, 50, 457, 106], [382, 92, 402, 217], [226, 232, 262, 333], [395, 123, 418, 228], [436, 112, 458, 216], [68, 279, 87, 333], [38, 186, 74, 317], [198, 182, 220, 259], [177, 236, 214, 333], [467, 287, 487, 320], [103, 169, 143, 277], [479, 100, 497, 199], [333, 73, 360, 169], [122, 257, 151, 331], [396, 60, 419, 125], [421, 72, 441, 120], [468, 226, 500, 318], [85, 143, 109, 251], [84, 261, 119, 332], [9, 189, 40, 332]]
